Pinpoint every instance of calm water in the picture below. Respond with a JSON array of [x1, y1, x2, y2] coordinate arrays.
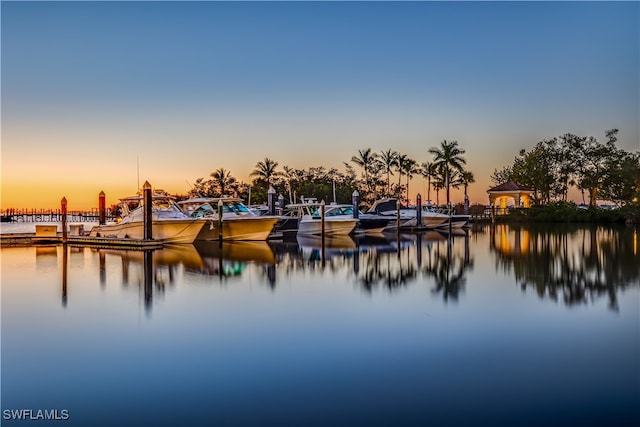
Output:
[[2, 224, 639, 426]]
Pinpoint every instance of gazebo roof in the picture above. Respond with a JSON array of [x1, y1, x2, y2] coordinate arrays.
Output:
[[487, 181, 533, 192]]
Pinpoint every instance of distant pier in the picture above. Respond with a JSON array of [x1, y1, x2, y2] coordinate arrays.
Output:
[[1, 208, 116, 223]]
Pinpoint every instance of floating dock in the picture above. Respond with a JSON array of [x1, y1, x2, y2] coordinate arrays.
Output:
[[1, 233, 164, 249]]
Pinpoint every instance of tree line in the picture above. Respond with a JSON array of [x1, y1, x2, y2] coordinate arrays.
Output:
[[184, 140, 475, 208], [491, 129, 640, 207]]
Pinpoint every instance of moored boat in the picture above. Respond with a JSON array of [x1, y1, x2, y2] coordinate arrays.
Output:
[[177, 197, 279, 241], [323, 203, 392, 234], [367, 198, 449, 229], [287, 200, 358, 236], [89, 192, 206, 244]]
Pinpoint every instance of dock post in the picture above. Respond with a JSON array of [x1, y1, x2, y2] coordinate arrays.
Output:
[[416, 193, 422, 227], [320, 200, 326, 236], [320, 200, 326, 265], [61, 197, 68, 243], [268, 186, 276, 216], [143, 181, 153, 240], [218, 199, 224, 241], [396, 199, 401, 235], [352, 190, 359, 219], [99, 191, 106, 225]]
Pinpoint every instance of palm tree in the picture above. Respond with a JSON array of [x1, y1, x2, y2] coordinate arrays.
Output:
[[395, 154, 418, 204], [459, 170, 475, 214], [250, 157, 281, 188], [351, 148, 379, 193], [379, 149, 398, 196], [404, 158, 419, 205], [210, 168, 237, 196], [428, 140, 467, 208], [432, 174, 445, 206], [421, 162, 436, 206]]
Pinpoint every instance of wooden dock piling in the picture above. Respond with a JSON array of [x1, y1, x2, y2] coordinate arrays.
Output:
[[61, 197, 68, 243], [352, 190, 359, 219], [99, 191, 106, 225], [143, 181, 152, 240]]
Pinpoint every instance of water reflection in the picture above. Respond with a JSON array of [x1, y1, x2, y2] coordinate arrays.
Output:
[[422, 230, 473, 302], [61, 244, 67, 307], [49, 224, 637, 312], [490, 224, 640, 310]]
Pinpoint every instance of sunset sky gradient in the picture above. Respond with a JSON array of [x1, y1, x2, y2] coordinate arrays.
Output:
[[2, 1, 639, 210]]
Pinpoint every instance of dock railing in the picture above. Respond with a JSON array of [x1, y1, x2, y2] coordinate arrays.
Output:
[[1, 208, 116, 223]]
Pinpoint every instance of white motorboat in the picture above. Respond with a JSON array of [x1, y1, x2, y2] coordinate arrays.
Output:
[[422, 205, 471, 229], [177, 197, 279, 241], [89, 192, 206, 244], [323, 203, 392, 234], [286, 199, 358, 236], [367, 198, 449, 229]]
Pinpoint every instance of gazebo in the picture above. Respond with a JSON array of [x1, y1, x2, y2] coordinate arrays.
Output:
[[487, 181, 533, 213]]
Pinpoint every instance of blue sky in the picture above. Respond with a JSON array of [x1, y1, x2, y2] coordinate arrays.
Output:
[[2, 1, 639, 208]]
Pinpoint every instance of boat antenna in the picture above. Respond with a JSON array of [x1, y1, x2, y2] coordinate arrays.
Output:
[[185, 180, 205, 198], [332, 179, 336, 203], [136, 155, 140, 191]]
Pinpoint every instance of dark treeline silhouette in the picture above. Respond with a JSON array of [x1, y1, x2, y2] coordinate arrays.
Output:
[[185, 141, 474, 208]]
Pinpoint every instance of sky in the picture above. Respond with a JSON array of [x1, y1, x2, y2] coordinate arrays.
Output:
[[2, 0, 639, 210]]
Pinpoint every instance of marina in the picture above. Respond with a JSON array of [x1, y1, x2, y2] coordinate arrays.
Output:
[[2, 1, 638, 425]]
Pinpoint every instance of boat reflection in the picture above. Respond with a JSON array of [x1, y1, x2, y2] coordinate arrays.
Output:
[[296, 235, 356, 260], [490, 223, 640, 310], [71, 242, 277, 311]]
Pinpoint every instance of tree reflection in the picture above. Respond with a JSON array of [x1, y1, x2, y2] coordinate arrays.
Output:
[[490, 224, 640, 310], [422, 229, 474, 302], [353, 234, 417, 292], [353, 230, 473, 300]]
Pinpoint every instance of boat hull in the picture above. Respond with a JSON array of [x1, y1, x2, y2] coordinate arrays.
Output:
[[355, 217, 392, 234], [196, 216, 279, 241], [420, 215, 450, 228], [436, 215, 471, 229], [89, 219, 206, 244], [297, 218, 358, 236]]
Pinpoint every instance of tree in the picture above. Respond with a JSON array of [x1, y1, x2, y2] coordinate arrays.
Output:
[[188, 177, 214, 197], [428, 140, 467, 208], [511, 145, 557, 204], [350, 148, 380, 198], [601, 151, 640, 206], [403, 158, 419, 205], [432, 174, 445, 206], [565, 130, 620, 207], [210, 168, 238, 197], [421, 162, 436, 205], [379, 149, 398, 196], [490, 166, 513, 186], [250, 157, 281, 188], [459, 170, 475, 214]]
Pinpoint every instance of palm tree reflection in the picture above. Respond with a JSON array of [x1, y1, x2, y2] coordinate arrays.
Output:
[[422, 229, 473, 302], [353, 230, 473, 301]]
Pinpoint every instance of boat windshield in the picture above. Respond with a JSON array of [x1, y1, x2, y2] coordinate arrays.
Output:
[[153, 198, 177, 210], [191, 204, 214, 218], [324, 206, 355, 216], [222, 202, 252, 214]]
